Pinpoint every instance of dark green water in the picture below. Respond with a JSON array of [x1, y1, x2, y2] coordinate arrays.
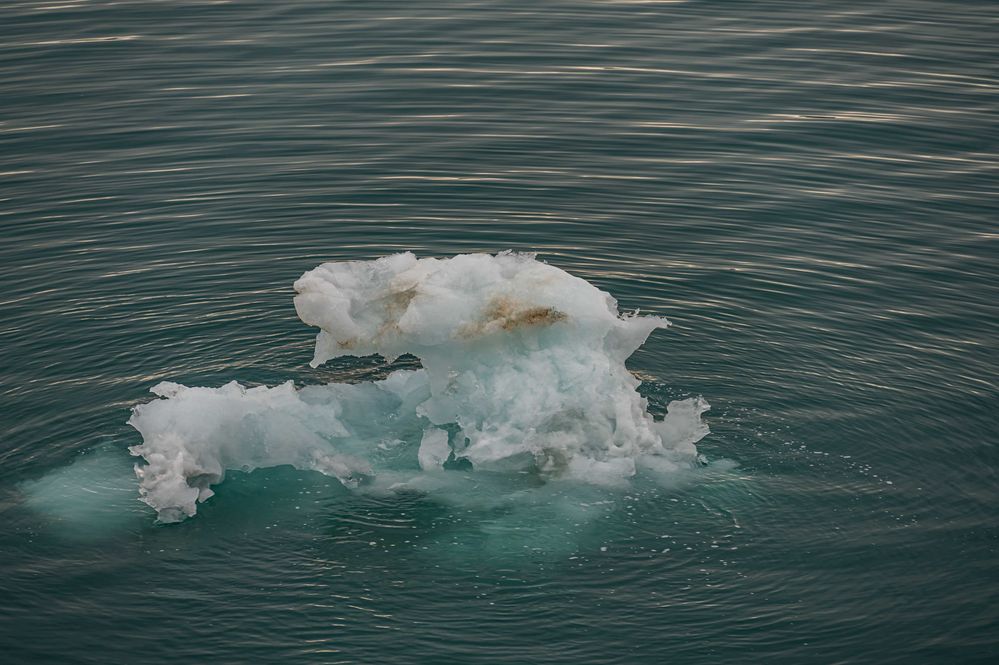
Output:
[[1, 1, 997, 663]]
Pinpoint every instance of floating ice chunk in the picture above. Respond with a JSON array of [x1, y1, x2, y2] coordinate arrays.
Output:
[[128, 373, 427, 522], [129, 252, 710, 522], [294, 252, 706, 479]]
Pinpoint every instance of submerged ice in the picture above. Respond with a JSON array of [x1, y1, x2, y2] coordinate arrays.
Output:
[[129, 252, 709, 522]]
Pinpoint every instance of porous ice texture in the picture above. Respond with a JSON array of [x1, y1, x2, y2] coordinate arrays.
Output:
[[294, 252, 707, 478], [128, 372, 429, 522], [129, 252, 708, 522]]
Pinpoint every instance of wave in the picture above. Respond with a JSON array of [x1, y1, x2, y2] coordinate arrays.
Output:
[[128, 252, 709, 522]]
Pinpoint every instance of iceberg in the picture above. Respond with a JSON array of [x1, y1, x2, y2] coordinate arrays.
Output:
[[129, 252, 709, 522]]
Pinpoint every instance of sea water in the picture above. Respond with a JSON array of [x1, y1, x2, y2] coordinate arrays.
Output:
[[1, 1, 996, 663]]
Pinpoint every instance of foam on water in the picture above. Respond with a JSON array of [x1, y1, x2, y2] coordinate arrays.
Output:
[[127, 252, 710, 522]]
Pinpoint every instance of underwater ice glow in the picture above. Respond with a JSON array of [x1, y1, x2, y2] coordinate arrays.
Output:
[[128, 252, 709, 522]]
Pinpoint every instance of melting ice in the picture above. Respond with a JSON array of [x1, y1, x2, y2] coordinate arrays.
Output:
[[128, 252, 709, 522]]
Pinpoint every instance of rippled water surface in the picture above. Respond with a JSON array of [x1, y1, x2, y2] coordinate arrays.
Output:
[[2, 1, 997, 663]]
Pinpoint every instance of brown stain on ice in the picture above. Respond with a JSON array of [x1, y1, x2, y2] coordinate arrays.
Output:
[[385, 285, 419, 314], [334, 289, 566, 346], [375, 285, 418, 339], [458, 296, 567, 338], [328, 286, 419, 349]]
